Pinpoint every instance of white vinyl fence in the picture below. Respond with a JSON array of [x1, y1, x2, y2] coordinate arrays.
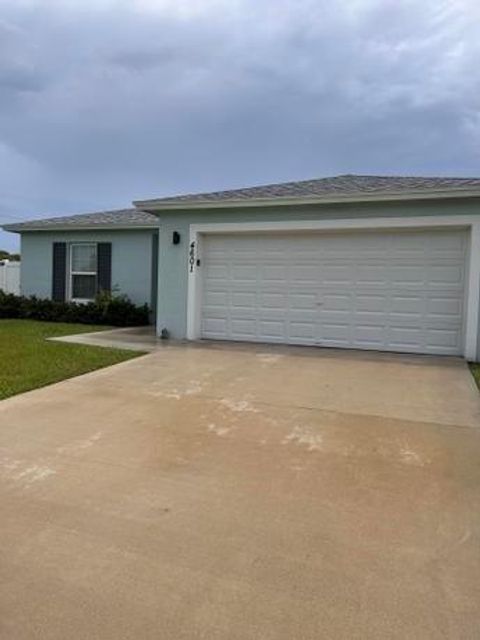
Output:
[[0, 260, 20, 295]]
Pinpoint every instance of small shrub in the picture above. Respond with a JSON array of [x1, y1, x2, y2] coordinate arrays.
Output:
[[0, 290, 149, 327]]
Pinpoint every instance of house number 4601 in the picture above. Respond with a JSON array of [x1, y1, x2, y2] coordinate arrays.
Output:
[[189, 241, 196, 272]]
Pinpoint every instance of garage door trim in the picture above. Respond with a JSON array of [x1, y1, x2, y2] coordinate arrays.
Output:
[[187, 216, 480, 359]]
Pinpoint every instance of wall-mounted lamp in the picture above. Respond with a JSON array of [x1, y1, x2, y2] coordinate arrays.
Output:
[[172, 231, 181, 245]]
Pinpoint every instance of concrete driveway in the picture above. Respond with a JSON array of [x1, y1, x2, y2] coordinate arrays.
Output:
[[1, 343, 479, 639]]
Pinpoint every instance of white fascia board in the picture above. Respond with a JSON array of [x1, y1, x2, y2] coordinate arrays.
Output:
[[3, 225, 159, 233], [134, 189, 480, 212]]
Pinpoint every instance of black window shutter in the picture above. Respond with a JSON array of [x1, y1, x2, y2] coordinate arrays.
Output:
[[52, 242, 67, 301], [97, 243, 112, 294]]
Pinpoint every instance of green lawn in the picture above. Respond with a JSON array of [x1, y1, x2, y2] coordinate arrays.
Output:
[[471, 364, 480, 390], [0, 320, 143, 400]]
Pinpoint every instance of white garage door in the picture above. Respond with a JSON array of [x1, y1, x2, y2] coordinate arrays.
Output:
[[200, 229, 467, 355]]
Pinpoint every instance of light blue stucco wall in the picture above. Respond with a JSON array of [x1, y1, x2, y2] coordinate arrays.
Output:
[[155, 198, 480, 361], [20, 229, 158, 307]]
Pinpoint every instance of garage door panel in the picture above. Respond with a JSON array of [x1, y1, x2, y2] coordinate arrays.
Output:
[[259, 292, 288, 309], [424, 316, 463, 331], [231, 264, 257, 281], [352, 313, 389, 330], [320, 265, 353, 283], [322, 323, 351, 342], [426, 231, 466, 251], [289, 293, 317, 310], [353, 325, 387, 346], [354, 293, 389, 312], [289, 321, 317, 341], [427, 296, 463, 316], [426, 328, 461, 349], [389, 326, 423, 346], [289, 312, 318, 328], [387, 314, 424, 328], [201, 230, 467, 355], [230, 319, 257, 337], [389, 294, 425, 313], [321, 311, 356, 327], [258, 320, 286, 339], [204, 290, 229, 307], [427, 265, 465, 285], [262, 249, 286, 260], [321, 293, 352, 311], [261, 265, 288, 280], [290, 265, 318, 282], [229, 308, 259, 323], [390, 266, 429, 285], [355, 266, 390, 285], [231, 291, 256, 308], [205, 264, 229, 280], [202, 318, 228, 336]]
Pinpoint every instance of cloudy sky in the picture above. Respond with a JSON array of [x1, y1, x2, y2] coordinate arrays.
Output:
[[0, 0, 479, 250]]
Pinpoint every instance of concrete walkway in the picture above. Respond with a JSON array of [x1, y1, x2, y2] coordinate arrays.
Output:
[[1, 343, 479, 639], [49, 325, 162, 351]]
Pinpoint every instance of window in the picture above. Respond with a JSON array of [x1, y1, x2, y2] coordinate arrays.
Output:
[[70, 243, 97, 301]]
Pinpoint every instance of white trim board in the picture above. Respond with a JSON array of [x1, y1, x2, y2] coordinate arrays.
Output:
[[134, 188, 480, 211], [187, 216, 480, 360], [3, 225, 159, 233]]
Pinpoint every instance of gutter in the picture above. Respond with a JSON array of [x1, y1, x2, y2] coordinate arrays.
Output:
[[2, 224, 160, 233], [133, 188, 480, 212]]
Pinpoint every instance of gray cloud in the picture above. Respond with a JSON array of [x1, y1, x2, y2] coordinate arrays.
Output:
[[107, 47, 180, 71], [1, 0, 479, 250]]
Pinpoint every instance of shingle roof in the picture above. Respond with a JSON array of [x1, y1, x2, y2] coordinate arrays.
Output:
[[3, 208, 158, 232], [135, 174, 480, 207], [4, 174, 480, 233]]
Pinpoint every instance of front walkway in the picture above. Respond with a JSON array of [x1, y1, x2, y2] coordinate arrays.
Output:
[[49, 325, 161, 351]]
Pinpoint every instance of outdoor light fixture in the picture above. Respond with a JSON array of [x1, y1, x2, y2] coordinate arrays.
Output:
[[172, 231, 181, 245]]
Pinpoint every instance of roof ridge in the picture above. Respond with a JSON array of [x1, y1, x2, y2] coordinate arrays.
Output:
[[342, 173, 480, 180], [142, 173, 480, 202], [134, 173, 480, 209]]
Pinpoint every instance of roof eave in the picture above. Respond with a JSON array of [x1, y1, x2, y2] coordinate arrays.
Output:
[[133, 188, 480, 213], [2, 223, 159, 233]]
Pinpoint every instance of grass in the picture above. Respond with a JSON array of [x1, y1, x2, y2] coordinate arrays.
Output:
[[0, 319, 143, 400], [470, 364, 480, 390]]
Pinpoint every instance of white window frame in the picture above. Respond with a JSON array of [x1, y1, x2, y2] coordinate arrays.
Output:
[[186, 215, 480, 360], [69, 243, 97, 303]]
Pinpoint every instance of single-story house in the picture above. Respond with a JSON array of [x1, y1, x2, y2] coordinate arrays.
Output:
[[3, 174, 480, 362]]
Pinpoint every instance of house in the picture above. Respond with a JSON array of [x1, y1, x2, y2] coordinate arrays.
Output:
[[3, 174, 480, 361], [3, 208, 160, 307]]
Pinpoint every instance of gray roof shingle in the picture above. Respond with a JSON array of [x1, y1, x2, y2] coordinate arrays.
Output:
[[3, 208, 158, 232], [135, 174, 480, 206], [4, 174, 480, 232]]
